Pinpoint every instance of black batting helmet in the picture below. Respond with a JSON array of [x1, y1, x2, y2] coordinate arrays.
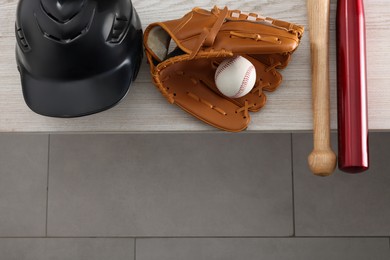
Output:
[[15, 0, 143, 117]]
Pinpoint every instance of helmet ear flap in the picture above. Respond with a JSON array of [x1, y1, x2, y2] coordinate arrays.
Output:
[[107, 15, 130, 44], [15, 21, 31, 52]]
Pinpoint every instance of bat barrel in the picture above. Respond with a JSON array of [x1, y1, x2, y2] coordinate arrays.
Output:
[[336, 0, 369, 173]]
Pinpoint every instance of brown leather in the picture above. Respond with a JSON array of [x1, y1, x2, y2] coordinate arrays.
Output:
[[144, 6, 304, 132]]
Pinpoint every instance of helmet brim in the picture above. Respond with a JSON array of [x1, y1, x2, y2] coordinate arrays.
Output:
[[20, 60, 139, 118]]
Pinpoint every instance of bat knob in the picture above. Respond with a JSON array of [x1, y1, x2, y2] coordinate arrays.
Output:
[[308, 149, 337, 176]]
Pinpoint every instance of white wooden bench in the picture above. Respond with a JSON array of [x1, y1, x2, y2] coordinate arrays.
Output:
[[0, 0, 388, 132]]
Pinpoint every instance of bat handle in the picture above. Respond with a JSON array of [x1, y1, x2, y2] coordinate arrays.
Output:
[[307, 0, 337, 176]]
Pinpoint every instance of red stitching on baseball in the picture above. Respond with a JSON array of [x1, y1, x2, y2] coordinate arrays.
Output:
[[215, 57, 239, 80], [232, 65, 255, 99]]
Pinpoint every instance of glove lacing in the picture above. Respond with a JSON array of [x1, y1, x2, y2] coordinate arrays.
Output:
[[189, 7, 229, 59], [235, 101, 255, 119]]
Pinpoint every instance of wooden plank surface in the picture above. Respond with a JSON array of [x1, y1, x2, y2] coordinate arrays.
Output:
[[0, 0, 389, 132]]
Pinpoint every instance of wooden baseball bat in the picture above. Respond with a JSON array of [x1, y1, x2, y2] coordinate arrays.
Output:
[[307, 0, 337, 176]]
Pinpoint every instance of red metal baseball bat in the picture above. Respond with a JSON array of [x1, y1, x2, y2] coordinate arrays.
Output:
[[336, 0, 369, 173]]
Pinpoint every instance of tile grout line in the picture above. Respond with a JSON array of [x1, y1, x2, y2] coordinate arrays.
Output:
[[290, 133, 296, 237], [45, 134, 51, 237], [134, 238, 137, 260], [0, 236, 390, 239]]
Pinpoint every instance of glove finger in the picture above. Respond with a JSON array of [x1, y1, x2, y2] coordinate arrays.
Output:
[[158, 58, 251, 132], [250, 53, 291, 69]]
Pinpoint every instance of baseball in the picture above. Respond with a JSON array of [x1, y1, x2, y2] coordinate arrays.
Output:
[[215, 56, 256, 99]]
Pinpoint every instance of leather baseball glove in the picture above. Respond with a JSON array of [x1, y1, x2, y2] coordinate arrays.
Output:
[[144, 6, 304, 132]]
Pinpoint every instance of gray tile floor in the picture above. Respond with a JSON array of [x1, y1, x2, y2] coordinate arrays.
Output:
[[0, 133, 389, 259]]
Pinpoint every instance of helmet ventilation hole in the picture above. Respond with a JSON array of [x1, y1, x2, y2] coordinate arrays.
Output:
[[108, 16, 130, 44]]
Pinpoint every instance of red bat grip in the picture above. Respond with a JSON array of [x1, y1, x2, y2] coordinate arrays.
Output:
[[336, 0, 369, 173]]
